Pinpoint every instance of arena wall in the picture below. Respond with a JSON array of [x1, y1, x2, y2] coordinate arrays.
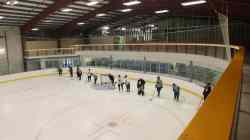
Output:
[[0, 67, 204, 99], [77, 51, 229, 72]]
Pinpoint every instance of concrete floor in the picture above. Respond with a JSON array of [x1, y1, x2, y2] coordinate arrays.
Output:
[[237, 65, 250, 140]]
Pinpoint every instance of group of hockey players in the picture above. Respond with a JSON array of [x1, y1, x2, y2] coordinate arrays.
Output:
[[117, 75, 131, 92], [58, 66, 212, 102]]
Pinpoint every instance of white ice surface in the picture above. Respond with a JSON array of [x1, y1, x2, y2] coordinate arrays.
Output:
[[0, 68, 203, 140]]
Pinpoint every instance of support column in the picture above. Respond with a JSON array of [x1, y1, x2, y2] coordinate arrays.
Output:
[[218, 13, 231, 61]]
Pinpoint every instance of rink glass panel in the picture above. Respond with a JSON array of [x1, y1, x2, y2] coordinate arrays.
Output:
[[81, 56, 222, 84]]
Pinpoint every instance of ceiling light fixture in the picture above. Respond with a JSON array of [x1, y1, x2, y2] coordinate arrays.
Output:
[[120, 8, 133, 12], [96, 13, 107, 17], [61, 8, 72, 12], [0, 48, 6, 55], [155, 9, 169, 14], [44, 20, 52, 22], [123, 0, 141, 6], [102, 26, 110, 30], [121, 27, 127, 31], [0, 16, 4, 19], [77, 22, 85, 25], [6, 0, 18, 6], [181, 0, 206, 6], [32, 28, 39, 31], [149, 24, 155, 27], [86, 1, 99, 6]]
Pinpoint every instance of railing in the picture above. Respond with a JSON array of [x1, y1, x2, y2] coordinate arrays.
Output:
[[24, 43, 240, 60], [24, 47, 81, 57], [178, 48, 245, 140]]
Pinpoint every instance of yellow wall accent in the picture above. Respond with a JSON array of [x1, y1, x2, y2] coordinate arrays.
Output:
[[178, 48, 245, 140], [25, 41, 58, 50]]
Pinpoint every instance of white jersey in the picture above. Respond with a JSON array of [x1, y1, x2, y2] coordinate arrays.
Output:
[[87, 72, 91, 76], [124, 77, 129, 85], [117, 77, 123, 85]]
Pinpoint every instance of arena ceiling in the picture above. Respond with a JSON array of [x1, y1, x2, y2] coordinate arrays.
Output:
[[0, 0, 249, 34]]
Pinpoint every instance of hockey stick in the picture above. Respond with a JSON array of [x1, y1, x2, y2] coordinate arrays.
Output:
[[149, 89, 157, 101]]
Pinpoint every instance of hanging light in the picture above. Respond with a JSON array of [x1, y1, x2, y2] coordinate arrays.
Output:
[[6, 0, 19, 6], [123, 0, 141, 6], [120, 9, 133, 13], [96, 13, 107, 17], [121, 27, 127, 31], [181, 0, 207, 6], [102, 26, 110, 30], [61, 8, 72, 12], [77, 22, 85, 25], [155, 10, 169, 14], [32, 28, 39, 31], [86, 1, 99, 6]]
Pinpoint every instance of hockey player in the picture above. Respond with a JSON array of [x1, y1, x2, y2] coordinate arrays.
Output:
[[57, 67, 63, 76], [117, 75, 124, 92], [203, 83, 212, 101], [176, 85, 180, 101], [69, 66, 73, 78], [76, 66, 82, 80], [87, 68, 92, 82], [108, 73, 115, 86], [124, 75, 130, 92], [93, 74, 98, 85], [137, 78, 146, 96], [155, 76, 163, 97], [172, 83, 180, 101]]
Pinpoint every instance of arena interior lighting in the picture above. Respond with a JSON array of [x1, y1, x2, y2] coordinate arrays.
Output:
[[86, 1, 99, 6], [32, 28, 39, 31], [149, 24, 155, 27], [120, 8, 133, 12], [121, 27, 127, 31], [123, 0, 141, 6], [155, 10, 169, 14], [181, 0, 207, 6], [102, 26, 110, 30], [96, 13, 107, 17], [6, 0, 18, 5], [77, 22, 85, 25], [0, 48, 5, 55], [44, 20, 52, 22], [61, 8, 72, 12]]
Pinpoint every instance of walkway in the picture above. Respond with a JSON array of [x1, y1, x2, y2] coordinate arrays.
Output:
[[237, 65, 250, 140]]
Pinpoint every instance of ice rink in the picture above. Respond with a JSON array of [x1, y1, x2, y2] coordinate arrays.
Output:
[[0, 68, 204, 140]]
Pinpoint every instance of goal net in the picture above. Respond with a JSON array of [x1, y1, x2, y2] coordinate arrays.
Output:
[[100, 74, 113, 86]]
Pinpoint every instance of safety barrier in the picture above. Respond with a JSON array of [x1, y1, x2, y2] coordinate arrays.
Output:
[[24, 43, 240, 60], [178, 48, 245, 140]]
